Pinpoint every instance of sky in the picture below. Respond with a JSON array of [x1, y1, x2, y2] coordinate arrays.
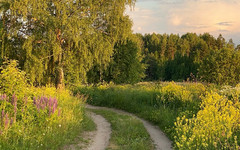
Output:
[[125, 0, 240, 45]]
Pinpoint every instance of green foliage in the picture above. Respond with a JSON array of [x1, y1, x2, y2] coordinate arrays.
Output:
[[199, 48, 240, 85], [87, 35, 146, 84], [75, 82, 240, 149], [139, 32, 239, 85], [74, 82, 205, 140], [107, 36, 146, 84], [0, 60, 86, 149], [174, 92, 240, 149], [1, 0, 135, 87], [0, 87, 85, 149], [0, 60, 28, 97]]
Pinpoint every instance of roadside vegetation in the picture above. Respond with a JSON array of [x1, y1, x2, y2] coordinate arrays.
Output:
[[0, 60, 87, 149], [75, 82, 240, 149]]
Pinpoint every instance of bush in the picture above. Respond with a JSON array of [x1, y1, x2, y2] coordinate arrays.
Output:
[[159, 82, 193, 109], [0, 60, 28, 97], [174, 92, 240, 149]]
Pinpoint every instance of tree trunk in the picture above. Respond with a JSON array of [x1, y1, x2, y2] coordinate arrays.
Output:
[[55, 51, 64, 89], [56, 66, 64, 89]]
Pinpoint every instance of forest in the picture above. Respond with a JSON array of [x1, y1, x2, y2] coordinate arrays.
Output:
[[0, 0, 240, 149], [1, 0, 240, 86]]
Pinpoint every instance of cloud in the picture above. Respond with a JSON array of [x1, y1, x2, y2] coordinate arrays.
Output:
[[218, 29, 229, 32], [217, 22, 233, 26], [126, 0, 240, 43]]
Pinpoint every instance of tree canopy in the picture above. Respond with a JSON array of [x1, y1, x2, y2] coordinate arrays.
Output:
[[0, 0, 135, 87], [1, 0, 240, 86]]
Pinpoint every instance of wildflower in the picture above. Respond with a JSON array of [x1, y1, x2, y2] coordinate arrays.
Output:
[[5, 114, 9, 129], [1, 110, 4, 119], [10, 118, 13, 125], [12, 93, 17, 105]]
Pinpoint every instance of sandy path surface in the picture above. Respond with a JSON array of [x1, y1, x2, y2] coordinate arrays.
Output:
[[85, 112, 111, 150], [87, 105, 172, 150], [63, 112, 111, 150]]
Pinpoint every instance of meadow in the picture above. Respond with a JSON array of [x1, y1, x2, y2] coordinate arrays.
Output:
[[75, 82, 240, 149], [0, 60, 88, 149], [1, 1, 240, 149]]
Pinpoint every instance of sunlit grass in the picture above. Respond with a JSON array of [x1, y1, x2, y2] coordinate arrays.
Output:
[[75, 81, 240, 149]]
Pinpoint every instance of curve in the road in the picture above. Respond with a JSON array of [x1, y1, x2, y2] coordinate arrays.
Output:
[[86, 105, 172, 150]]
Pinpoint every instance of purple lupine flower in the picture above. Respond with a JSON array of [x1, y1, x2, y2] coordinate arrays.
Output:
[[10, 118, 13, 125], [37, 99, 40, 111], [14, 104, 17, 114], [52, 98, 57, 113], [12, 93, 17, 105], [5, 114, 9, 129], [1, 110, 5, 119], [33, 96, 59, 116], [44, 96, 48, 104], [6, 96, 9, 102], [40, 97, 44, 109], [48, 97, 53, 115], [3, 94, 6, 99], [0, 94, 6, 101], [42, 102, 46, 110], [54, 98, 58, 107]]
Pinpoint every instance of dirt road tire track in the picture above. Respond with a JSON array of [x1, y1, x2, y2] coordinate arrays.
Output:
[[86, 105, 172, 150], [86, 112, 111, 150]]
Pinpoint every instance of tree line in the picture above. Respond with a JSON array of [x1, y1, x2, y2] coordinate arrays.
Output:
[[0, 0, 240, 87], [139, 33, 240, 85]]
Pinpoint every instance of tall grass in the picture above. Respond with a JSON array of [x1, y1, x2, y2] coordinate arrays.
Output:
[[74, 82, 205, 140], [0, 60, 86, 149], [75, 82, 240, 149]]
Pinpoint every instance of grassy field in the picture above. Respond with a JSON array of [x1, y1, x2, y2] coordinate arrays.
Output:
[[90, 108, 154, 150], [0, 61, 91, 149], [75, 81, 240, 149]]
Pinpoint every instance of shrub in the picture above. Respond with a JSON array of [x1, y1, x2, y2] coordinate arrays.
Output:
[[0, 60, 28, 98], [174, 92, 240, 150], [159, 82, 193, 109]]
